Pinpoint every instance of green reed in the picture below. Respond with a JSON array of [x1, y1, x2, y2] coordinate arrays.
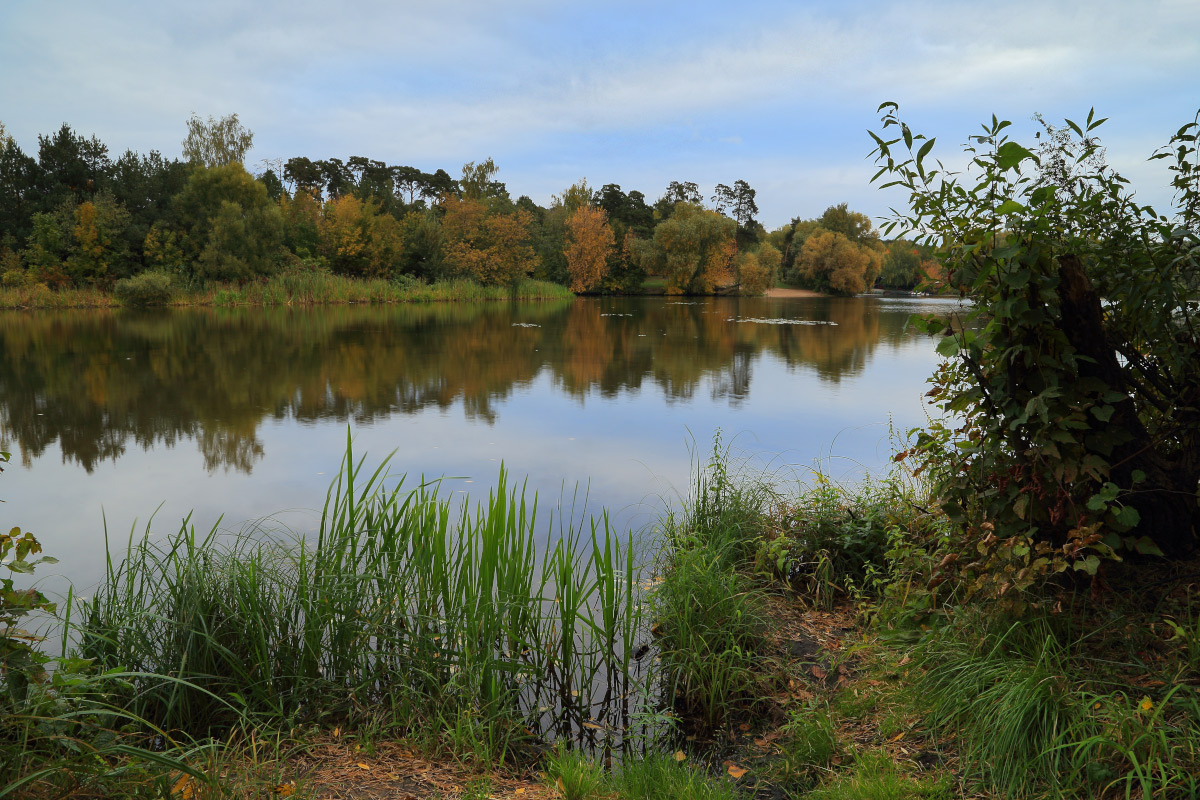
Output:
[[74, 433, 646, 758], [190, 274, 573, 306]]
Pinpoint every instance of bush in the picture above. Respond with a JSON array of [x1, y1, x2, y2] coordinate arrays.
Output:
[[114, 270, 173, 307], [872, 104, 1200, 593]]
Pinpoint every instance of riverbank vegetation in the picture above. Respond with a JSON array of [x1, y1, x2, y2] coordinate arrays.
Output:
[[4, 106, 1199, 798], [0, 116, 814, 302]]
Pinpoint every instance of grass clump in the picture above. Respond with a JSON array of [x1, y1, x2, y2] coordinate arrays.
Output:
[[768, 706, 839, 790], [651, 435, 772, 733], [807, 752, 952, 800], [543, 742, 605, 800], [610, 754, 739, 800], [910, 615, 1077, 796]]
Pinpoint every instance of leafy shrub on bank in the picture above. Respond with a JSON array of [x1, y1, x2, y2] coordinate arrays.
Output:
[[114, 270, 173, 307]]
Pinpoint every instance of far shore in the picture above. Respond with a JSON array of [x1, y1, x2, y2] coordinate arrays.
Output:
[[764, 287, 825, 298]]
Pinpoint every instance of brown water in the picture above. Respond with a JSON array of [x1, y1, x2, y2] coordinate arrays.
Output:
[[0, 294, 965, 597]]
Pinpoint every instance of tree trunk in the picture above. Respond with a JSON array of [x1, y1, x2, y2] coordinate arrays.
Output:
[[1056, 254, 1198, 558]]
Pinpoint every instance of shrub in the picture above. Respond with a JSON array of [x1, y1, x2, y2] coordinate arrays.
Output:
[[871, 104, 1200, 596], [114, 270, 173, 307]]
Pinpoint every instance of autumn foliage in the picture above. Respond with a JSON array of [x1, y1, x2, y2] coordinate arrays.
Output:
[[563, 205, 615, 292], [796, 229, 882, 295], [440, 197, 538, 287]]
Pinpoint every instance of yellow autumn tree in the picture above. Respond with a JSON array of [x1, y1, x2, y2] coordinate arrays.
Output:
[[736, 242, 781, 296], [66, 193, 132, 286], [317, 194, 404, 278], [796, 230, 882, 296], [564, 205, 614, 292], [440, 196, 538, 287]]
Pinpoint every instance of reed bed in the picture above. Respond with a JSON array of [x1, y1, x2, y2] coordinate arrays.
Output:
[[0, 283, 118, 309], [0, 275, 573, 309], [74, 436, 646, 759], [187, 275, 573, 306]]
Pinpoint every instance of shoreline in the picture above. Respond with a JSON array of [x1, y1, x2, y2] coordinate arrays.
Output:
[[763, 287, 825, 298]]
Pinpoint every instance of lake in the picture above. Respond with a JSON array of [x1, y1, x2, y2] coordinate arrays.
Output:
[[0, 294, 964, 598]]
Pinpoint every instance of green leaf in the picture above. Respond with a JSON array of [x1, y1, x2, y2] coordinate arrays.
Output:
[[1130, 469, 1146, 484], [1013, 494, 1029, 520], [996, 142, 1036, 171], [936, 335, 961, 357], [1113, 505, 1140, 528], [995, 200, 1026, 215], [1132, 536, 1164, 557], [917, 137, 936, 166], [1090, 405, 1115, 422]]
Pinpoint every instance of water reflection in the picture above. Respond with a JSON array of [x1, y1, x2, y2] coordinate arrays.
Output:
[[0, 297, 946, 474]]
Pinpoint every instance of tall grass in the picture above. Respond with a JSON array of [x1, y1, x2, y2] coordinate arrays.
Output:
[[0, 275, 573, 310], [911, 615, 1078, 796], [650, 436, 771, 732], [187, 275, 573, 307], [0, 283, 118, 309], [75, 433, 645, 760]]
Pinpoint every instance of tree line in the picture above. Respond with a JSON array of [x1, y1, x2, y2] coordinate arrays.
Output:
[[0, 114, 934, 297]]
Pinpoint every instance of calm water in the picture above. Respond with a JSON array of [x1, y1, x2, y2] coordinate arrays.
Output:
[[0, 295, 963, 598]]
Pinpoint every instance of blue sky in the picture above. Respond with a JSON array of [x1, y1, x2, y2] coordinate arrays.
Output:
[[1, 0, 1197, 229]]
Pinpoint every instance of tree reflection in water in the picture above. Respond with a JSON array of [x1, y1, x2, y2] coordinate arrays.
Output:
[[0, 296, 927, 474]]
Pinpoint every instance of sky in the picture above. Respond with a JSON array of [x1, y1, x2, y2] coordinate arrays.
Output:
[[1, 0, 1198, 230]]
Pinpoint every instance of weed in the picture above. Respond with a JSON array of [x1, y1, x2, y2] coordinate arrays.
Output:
[[768, 705, 838, 789], [610, 754, 739, 800], [543, 743, 605, 800]]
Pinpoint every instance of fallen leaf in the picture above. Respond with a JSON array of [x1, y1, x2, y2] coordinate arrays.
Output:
[[271, 784, 294, 797], [738, 722, 751, 732], [724, 761, 748, 779], [556, 776, 565, 792], [515, 789, 526, 796], [674, 750, 687, 762], [171, 775, 197, 800], [897, 654, 911, 667], [356, 762, 370, 770], [810, 664, 827, 679], [891, 731, 906, 742], [332, 726, 341, 738]]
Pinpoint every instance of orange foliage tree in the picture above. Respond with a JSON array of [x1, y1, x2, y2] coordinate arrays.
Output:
[[563, 205, 615, 292], [440, 197, 538, 287]]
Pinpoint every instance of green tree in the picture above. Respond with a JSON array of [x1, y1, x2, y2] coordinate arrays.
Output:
[[459, 158, 506, 202], [0, 123, 38, 244], [872, 103, 1200, 578], [641, 202, 737, 294], [880, 241, 924, 289], [553, 178, 597, 215], [182, 113, 254, 167], [175, 163, 283, 282], [819, 202, 876, 244]]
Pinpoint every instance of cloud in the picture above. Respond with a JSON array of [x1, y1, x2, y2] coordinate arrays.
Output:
[[1, 0, 1195, 224]]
